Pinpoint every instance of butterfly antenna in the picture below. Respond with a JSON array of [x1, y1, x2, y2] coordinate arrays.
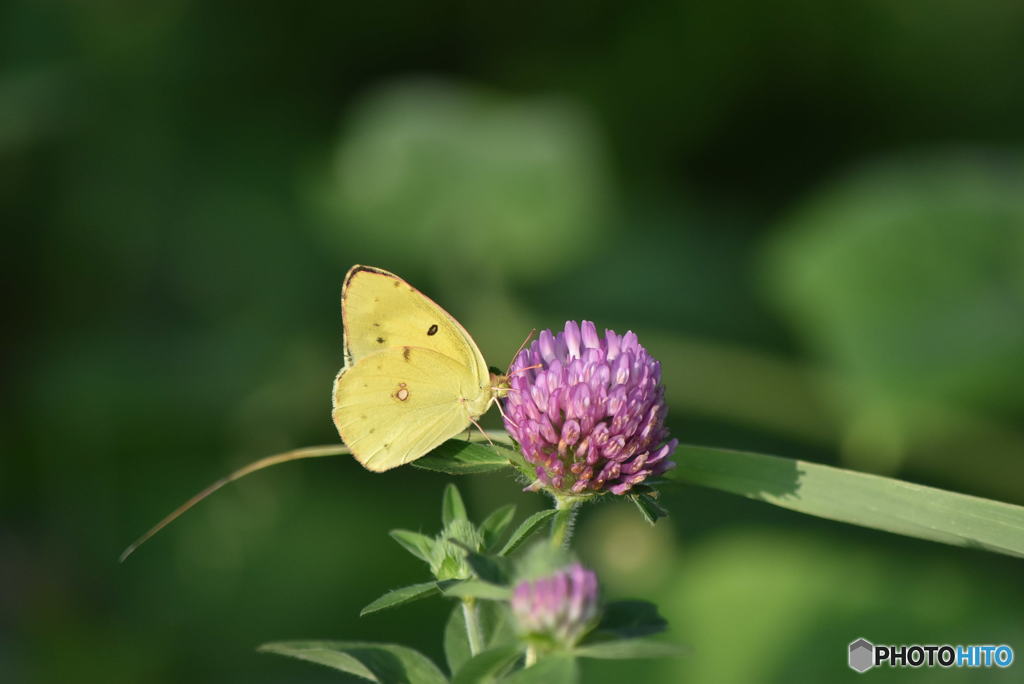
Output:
[[507, 363, 542, 378], [119, 444, 348, 563], [504, 328, 537, 375]]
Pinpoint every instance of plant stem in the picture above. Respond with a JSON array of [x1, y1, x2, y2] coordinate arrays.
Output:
[[549, 496, 580, 548], [462, 598, 483, 657]]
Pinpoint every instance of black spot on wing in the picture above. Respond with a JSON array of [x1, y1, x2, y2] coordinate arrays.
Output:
[[427, 324, 438, 336], [376, 337, 385, 344], [402, 346, 412, 361]]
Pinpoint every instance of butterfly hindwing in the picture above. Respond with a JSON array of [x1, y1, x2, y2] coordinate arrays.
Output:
[[332, 345, 486, 471]]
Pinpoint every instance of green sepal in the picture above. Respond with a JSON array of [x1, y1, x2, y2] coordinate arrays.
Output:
[[437, 554, 466, 581], [629, 492, 669, 525]]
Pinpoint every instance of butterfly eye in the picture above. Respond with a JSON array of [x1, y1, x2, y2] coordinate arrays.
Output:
[[427, 324, 439, 336]]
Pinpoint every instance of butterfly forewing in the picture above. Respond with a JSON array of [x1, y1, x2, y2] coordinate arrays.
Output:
[[341, 265, 489, 387]]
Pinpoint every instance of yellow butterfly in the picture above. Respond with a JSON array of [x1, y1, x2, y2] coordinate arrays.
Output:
[[332, 265, 508, 471], [119, 265, 507, 561]]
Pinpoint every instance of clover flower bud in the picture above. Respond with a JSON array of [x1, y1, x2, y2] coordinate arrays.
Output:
[[510, 563, 599, 647], [429, 519, 482, 581]]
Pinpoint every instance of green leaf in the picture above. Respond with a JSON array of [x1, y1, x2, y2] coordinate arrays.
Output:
[[444, 601, 517, 676], [442, 483, 468, 527], [463, 550, 513, 585], [573, 638, 682, 660], [443, 580, 513, 601], [389, 529, 436, 563], [480, 504, 517, 551], [629, 492, 669, 525], [444, 604, 471, 676], [501, 655, 578, 683], [259, 640, 448, 684], [452, 645, 522, 684], [503, 446, 538, 483], [498, 510, 558, 557], [360, 581, 440, 616], [413, 440, 518, 475], [666, 444, 1024, 559], [592, 600, 667, 639]]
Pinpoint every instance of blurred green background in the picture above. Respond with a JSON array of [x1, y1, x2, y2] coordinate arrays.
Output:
[[3, 1, 1023, 682]]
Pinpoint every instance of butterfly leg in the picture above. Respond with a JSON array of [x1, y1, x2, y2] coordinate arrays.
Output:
[[465, 411, 496, 450], [491, 396, 520, 430]]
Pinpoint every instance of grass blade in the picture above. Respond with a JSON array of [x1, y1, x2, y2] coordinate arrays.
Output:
[[666, 444, 1024, 558]]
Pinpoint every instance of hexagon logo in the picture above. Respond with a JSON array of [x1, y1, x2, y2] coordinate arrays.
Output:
[[849, 638, 875, 673]]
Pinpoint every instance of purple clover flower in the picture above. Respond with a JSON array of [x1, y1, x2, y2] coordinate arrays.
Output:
[[503, 321, 678, 495], [510, 563, 600, 647]]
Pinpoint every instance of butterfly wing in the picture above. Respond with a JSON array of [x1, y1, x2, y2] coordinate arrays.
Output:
[[340, 265, 489, 387], [332, 345, 489, 471]]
